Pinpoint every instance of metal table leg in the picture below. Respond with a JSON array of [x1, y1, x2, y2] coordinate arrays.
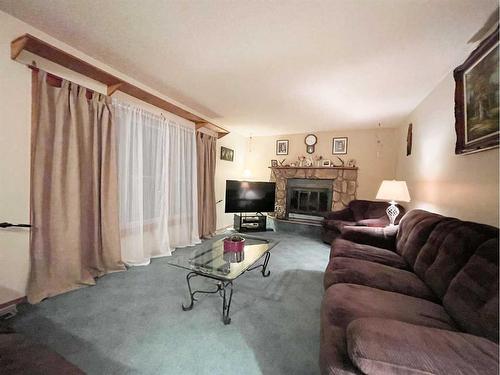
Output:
[[221, 281, 233, 325], [182, 272, 222, 311], [181, 272, 235, 325], [247, 251, 271, 277]]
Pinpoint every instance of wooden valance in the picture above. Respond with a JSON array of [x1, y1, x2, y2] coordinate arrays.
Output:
[[11, 34, 229, 138]]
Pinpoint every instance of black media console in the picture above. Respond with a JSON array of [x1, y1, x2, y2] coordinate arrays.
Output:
[[233, 213, 267, 232]]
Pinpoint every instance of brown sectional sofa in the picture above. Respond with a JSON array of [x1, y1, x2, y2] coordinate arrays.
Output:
[[322, 200, 405, 244], [320, 209, 499, 375]]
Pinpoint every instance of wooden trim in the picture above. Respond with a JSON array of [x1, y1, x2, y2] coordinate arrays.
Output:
[[11, 33, 229, 138], [11, 35, 28, 60], [195, 122, 229, 138], [0, 296, 26, 310], [106, 82, 123, 96]]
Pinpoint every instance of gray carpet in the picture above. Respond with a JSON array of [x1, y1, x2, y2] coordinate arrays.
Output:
[[11, 231, 329, 375]]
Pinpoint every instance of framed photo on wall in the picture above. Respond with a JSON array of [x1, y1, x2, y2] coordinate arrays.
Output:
[[276, 139, 289, 155], [220, 146, 234, 161], [332, 137, 348, 154], [454, 28, 499, 154]]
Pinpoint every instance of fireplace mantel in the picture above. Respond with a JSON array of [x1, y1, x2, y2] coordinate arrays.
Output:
[[270, 166, 358, 219], [269, 166, 358, 170]]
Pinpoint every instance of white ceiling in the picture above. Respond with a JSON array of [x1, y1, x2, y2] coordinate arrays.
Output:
[[0, 0, 497, 136]]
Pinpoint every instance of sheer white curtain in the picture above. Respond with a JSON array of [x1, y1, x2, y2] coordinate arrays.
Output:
[[114, 101, 199, 266], [168, 122, 200, 246]]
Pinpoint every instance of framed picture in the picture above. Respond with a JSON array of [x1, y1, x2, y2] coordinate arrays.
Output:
[[454, 28, 499, 154], [322, 159, 331, 167], [332, 137, 348, 154], [271, 159, 278, 167], [276, 139, 289, 155], [220, 146, 234, 161], [406, 123, 413, 156]]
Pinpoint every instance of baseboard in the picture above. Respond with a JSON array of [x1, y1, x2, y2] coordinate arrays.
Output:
[[0, 296, 26, 310]]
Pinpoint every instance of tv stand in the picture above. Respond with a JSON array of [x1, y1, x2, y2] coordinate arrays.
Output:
[[234, 213, 267, 233]]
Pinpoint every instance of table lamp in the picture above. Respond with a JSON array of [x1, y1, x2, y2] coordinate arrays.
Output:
[[376, 180, 411, 226]]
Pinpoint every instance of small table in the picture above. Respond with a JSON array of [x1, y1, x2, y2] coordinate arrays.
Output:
[[168, 234, 279, 324]]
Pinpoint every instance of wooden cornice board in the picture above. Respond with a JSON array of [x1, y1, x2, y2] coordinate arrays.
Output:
[[11, 34, 229, 138]]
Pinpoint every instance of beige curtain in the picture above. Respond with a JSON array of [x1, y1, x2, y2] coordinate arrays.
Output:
[[196, 131, 217, 238], [28, 71, 125, 303]]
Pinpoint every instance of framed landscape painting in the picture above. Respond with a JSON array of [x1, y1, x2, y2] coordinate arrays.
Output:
[[454, 28, 499, 154]]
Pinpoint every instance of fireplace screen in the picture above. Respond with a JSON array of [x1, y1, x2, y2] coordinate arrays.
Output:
[[286, 179, 333, 217], [289, 189, 330, 214]]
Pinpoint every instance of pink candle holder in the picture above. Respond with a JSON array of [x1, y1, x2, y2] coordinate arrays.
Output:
[[223, 236, 245, 263], [223, 237, 245, 253]]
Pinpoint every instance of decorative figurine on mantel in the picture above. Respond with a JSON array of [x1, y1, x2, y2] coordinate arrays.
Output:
[[347, 159, 357, 168], [298, 155, 306, 166], [279, 159, 286, 166], [314, 155, 323, 167], [333, 156, 345, 167]]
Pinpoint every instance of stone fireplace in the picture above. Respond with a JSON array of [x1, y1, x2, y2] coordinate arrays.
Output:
[[270, 166, 358, 220]]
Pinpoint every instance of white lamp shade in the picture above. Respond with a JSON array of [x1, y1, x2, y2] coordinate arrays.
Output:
[[376, 180, 411, 202]]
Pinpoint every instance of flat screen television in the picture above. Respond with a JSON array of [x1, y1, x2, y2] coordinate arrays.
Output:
[[225, 180, 276, 213]]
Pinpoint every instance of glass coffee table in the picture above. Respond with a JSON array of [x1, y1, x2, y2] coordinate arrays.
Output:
[[168, 233, 279, 324]]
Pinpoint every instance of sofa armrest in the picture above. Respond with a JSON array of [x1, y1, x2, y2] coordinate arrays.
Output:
[[324, 208, 353, 221], [347, 318, 499, 375], [340, 225, 397, 251]]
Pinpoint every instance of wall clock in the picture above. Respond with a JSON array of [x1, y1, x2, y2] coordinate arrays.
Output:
[[305, 134, 317, 154]]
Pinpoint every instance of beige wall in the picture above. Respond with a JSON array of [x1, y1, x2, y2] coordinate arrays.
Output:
[[215, 132, 248, 230], [0, 12, 31, 304], [395, 73, 499, 227], [245, 128, 399, 201]]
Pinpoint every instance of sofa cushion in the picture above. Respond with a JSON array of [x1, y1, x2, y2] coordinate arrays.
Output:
[[443, 238, 499, 343], [347, 318, 499, 375], [324, 257, 437, 301], [355, 218, 388, 227], [331, 239, 407, 269], [349, 200, 388, 222], [414, 220, 498, 300], [319, 324, 362, 375], [324, 219, 356, 231], [323, 283, 456, 331], [341, 226, 398, 251], [395, 210, 445, 267]]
